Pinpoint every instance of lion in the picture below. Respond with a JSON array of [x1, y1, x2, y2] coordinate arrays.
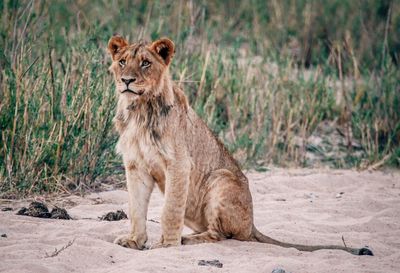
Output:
[[107, 35, 372, 256]]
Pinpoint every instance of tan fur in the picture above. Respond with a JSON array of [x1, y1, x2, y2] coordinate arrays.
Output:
[[107, 36, 372, 256]]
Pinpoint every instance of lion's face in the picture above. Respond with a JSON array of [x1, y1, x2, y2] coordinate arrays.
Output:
[[108, 36, 175, 99]]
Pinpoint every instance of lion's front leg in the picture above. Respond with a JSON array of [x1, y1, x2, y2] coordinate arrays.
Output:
[[158, 163, 190, 247], [114, 166, 154, 250]]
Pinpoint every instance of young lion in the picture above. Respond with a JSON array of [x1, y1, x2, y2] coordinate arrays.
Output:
[[107, 35, 372, 256]]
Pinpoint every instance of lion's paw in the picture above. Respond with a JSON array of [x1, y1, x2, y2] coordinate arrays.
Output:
[[114, 235, 147, 250], [150, 238, 181, 249]]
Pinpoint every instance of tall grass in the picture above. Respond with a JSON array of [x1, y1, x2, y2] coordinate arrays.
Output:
[[1, 0, 399, 195]]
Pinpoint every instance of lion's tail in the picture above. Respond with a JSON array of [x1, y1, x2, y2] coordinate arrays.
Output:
[[250, 225, 373, 256]]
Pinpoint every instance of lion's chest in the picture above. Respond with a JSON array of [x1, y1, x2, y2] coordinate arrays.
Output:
[[116, 122, 165, 174]]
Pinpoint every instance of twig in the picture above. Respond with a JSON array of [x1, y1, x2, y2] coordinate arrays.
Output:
[[47, 39, 55, 121], [197, 49, 210, 98], [20, 56, 39, 79], [45, 238, 76, 258], [381, 2, 392, 70], [368, 153, 392, 171], [341, 235, 347, 248]]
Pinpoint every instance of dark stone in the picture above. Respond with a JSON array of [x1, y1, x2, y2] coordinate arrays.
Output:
[[16, 207, 28, 215], [99, 210, 128, 221], [198, 260, 223, 268], [16, 202, 70, 219], [358, 247, 374, 256], [1, 207, 13, 211], [26, 201, 51, 218], [16, 202, 51, 218], [50, 207, 72, 220]]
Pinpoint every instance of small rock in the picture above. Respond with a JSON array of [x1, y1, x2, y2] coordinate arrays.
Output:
[[358, 247, 374, 256], [1, 207, 13, 211], [16, 202, 70, 219], [1, 234, 7, 238], [100, 210, 127, 221], [336, 192, 344, 199], [50, 207, 71, 220], [16, 202, 51, 218], [275, 198, 286, 202], [16, 207, 28, 215], [198, 259, 223, 268]]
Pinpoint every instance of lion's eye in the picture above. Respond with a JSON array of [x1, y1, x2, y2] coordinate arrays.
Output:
[[119, 59, 126, 67], [141, 60, 151, 68]]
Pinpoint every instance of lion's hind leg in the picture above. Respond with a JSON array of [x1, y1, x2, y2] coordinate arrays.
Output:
[[182, 169, 254, 245]]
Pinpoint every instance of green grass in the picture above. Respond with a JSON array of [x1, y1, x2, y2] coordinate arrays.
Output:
[[1, 0, 399, 195]]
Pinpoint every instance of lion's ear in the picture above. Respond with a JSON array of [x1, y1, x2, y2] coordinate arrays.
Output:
[[108, 35, 128, 60], [149, 38, 175, 66]]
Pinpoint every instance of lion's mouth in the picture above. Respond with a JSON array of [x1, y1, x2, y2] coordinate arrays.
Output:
[[121, 89, 144, 95]]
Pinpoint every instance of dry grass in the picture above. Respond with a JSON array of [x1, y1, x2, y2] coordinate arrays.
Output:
[[0, 0, 399, 195]]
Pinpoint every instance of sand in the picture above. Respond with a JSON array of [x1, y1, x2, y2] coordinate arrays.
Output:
[[1, 169, 399, 273]]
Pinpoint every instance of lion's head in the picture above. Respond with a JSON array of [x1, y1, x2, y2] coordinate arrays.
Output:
[[108, 36, 175, 100]]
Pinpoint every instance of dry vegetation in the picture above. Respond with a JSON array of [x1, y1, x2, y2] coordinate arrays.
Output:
[[0, 0, 399, 195]]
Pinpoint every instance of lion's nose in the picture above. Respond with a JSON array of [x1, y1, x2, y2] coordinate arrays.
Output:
[[121, 77, 136, 85]]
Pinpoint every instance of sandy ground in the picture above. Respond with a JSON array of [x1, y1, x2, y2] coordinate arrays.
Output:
[[1, 169, 400, 273]]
